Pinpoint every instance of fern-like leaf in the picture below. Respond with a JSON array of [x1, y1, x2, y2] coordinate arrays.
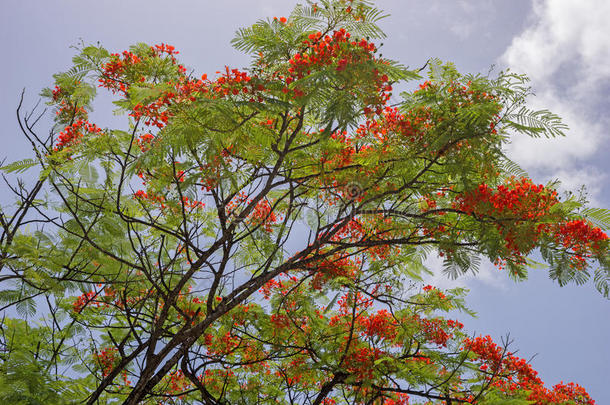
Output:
[[0, 158, 38, 174], [581, 207, 610, 230], [504, 106, 568, 138]]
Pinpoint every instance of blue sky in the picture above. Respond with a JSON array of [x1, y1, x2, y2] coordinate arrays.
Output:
[[1, 0, 608, 402]]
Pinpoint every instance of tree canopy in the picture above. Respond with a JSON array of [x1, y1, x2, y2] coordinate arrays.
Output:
[[1, 1, 608, 404]]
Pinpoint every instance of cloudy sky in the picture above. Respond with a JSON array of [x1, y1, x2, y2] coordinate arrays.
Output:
[[2, 0, 609, 401]]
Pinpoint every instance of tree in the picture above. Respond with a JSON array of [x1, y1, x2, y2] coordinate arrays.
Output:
[[0, 0, 608, 403]]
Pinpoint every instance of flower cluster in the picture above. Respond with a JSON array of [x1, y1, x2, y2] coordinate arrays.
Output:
[[453, 178, 607, 270], [98, 50, 143, 94], [130, 92, 175, 128], [176, 294, 205, 323], [98, 44, 201, 129], [72, 290, 100, 313], [463, 336, 595, 404], [416, 80, 497, 104], [93, 347, 120, 377], [205, 331, 242, 357], [54, 119, 102, 152], [330, 218, 365, 242], [151, 43, 180, 58], [343, 346, 384, 379], [455, 178, 558, 221], [133, 189, 166, 208], [553, 219, 608, 269], [259, 274, 300, 300], [159, 370, 192, 401], [321, 130, 355, 165], [358, 309, 397, 340], [194, 146, 236, 192], [247, 200, 278, 232], [290, 29, 375, 78], [382, 393, 410, 405], [412, 315, 461, 347], [306, 254, 359, 290], [282, 28, 391, 107], [454, 178, 559, 264], [130, 73, 211, 128], [181, 196, 205, 211], [358, 106, 433, 144], [136, 133, 155, 152], [50, 85, 89, 124], [99, 44, 185, 94], [213, 67, 250, 96], [226, 193, 279, 232], [422, 284, 447, 299]]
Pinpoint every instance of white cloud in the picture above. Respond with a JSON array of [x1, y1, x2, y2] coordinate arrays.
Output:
[[427, 0, 495, 41], [449, 20, 475, 41], [502, 0, 610, 85], [506, 89, 603, 171], [545, 167, 606, 207], [500, 0, 610, 198]]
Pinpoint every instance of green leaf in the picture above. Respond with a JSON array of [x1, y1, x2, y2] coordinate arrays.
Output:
[[594, 265, 610, 298], [0, 158, 38, 173], [581, 207, 610, 230], [504, 106, 568, 138], [78, 163, 99, 184]]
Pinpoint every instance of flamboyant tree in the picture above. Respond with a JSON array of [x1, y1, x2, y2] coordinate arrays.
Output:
[[1, 1, 608, 404]]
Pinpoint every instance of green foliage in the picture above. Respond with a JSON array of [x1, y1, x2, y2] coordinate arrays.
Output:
[[0, 1, 604, 404], [0, 158, 38, 174], [0, 320, 76, 405], [504, 106, 568, 138]]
